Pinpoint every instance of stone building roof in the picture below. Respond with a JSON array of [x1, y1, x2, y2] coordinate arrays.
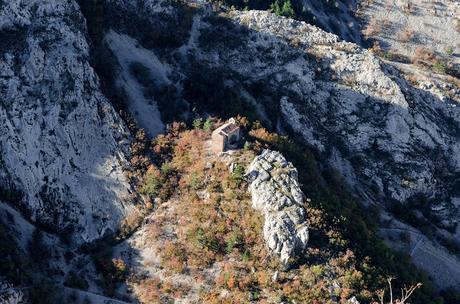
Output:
[[220, 123, 239, 135], [212, 118, 239, 137]]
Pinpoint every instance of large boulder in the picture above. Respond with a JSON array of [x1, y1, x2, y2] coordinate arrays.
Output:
[[246, 150, 309, 266]]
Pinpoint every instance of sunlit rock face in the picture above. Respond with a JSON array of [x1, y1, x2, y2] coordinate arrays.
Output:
[[247, 150, 309, 266], [0, 0, 135, 243], [231, 10, 459, 212]]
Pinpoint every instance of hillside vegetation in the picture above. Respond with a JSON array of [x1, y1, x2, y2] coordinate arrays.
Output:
[[1, 0, 458, 303], [112, 118, 441, 303]]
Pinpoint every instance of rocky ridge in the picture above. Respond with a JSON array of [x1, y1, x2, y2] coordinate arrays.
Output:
[[85, 1, 460, 287], [246, 149, 309, 266], [232, 11, 460, 287]]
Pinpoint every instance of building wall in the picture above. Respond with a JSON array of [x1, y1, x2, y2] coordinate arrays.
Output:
[[211, 133, 225, 153]]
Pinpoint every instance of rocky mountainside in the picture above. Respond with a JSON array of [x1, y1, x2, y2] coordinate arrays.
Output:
[[0, 0, 459, 302], [0, 0, 137, 243], [359, 0, 460, 68], [109, 126, 400, 303]]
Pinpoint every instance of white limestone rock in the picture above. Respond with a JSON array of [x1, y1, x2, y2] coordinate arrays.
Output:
[[1, 0, 459, 291], [229, 10, 460, 232], [95, 2, 459, 287], [246, 150, 309, 267]]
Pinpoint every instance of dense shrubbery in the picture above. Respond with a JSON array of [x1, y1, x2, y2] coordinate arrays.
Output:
[[64, 271, 89, 290], [91, 246, 128, 296], [137, 277, 191, 303], [28, 280, 59, 304]]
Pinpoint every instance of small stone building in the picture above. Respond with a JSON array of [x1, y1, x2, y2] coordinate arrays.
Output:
[[211, 118, 241, 154]]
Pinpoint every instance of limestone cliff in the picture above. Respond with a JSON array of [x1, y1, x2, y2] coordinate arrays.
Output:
[[0, 0, 136, 243]]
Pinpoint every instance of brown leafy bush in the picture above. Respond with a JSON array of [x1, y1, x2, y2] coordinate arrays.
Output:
[[137, 277, 191, 303], [397, 28, 414, 42], [363, 17, 382, 38]]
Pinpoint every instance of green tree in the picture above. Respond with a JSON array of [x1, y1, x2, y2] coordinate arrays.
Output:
[[203, 118, 214, 132], [231, 164, 246, 187], [271, 0, 295, 18], [281, 0, 295, 18], [193, 118, 203, 129], [141, 170, 162, 197], [270, 0, 282, 16]]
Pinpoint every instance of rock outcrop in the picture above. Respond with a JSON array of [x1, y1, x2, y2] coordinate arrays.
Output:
[[246, 150, 309, 266], [0, 281, 23, 304]]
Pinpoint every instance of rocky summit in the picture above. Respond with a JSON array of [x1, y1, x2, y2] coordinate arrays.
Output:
[[247, 150, 309, 267]]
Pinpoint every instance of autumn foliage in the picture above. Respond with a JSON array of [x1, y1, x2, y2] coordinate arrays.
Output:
[[131, 119, 434, 303]]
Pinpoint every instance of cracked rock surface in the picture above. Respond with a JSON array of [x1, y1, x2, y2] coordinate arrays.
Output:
[[0, 0, 135, 243], [247, 150, 309, 266]]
